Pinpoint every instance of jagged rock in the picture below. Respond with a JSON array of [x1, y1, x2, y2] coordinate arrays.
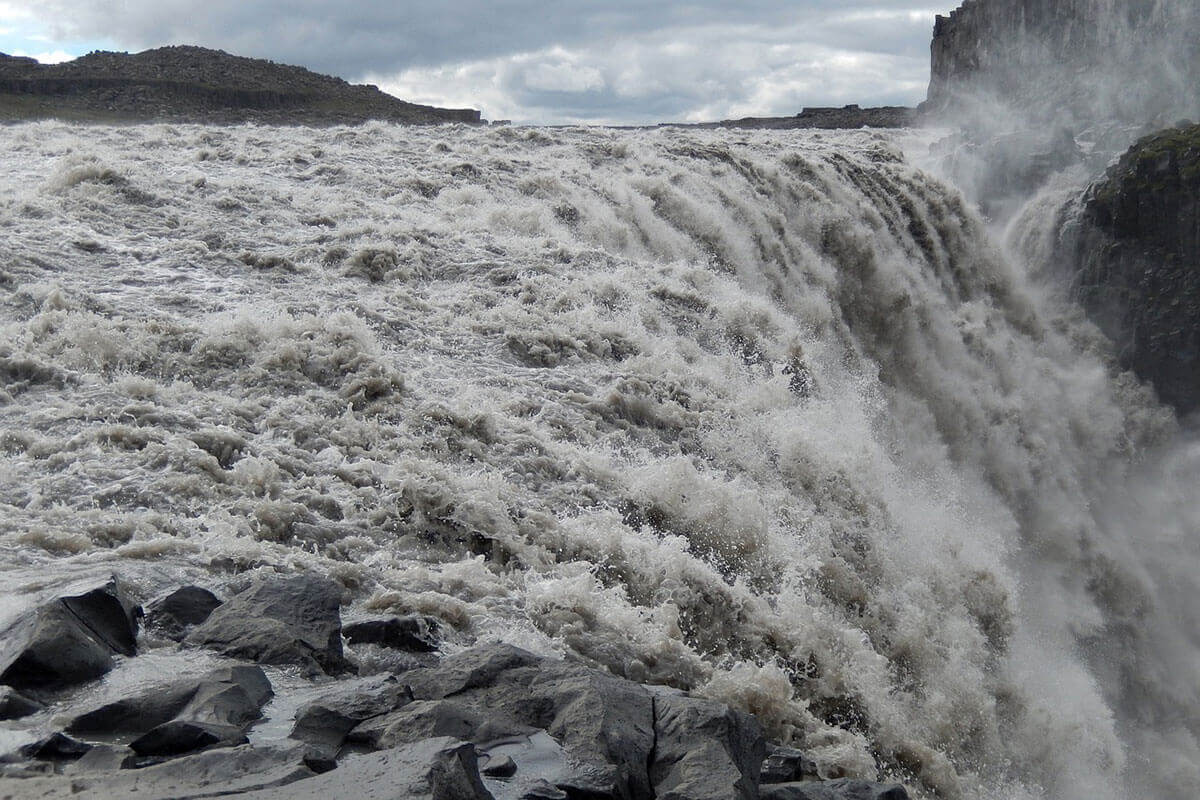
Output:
[[130, 720, 249, 757], [145, 585, 222, 641], [0, 576, 140, 690], [649, 692, 765, 800], [185, 575, 350, 676], [761, 744, 820, 784], [1, 743, 314, 800], [232, 738, 493, 800], [759, 779, 910, 800], [66, 745, 131, 774], [481, 753, 517, 778], [398, 644, 655, 798], [343, 615, 440, 652], [289, 675, 413, 760], [20, 733, 92, 761], [0, 687, 43, 720], [1068, 124, 1200, 413], [69, 665, 272, 737], [0, 46, 482, 125]]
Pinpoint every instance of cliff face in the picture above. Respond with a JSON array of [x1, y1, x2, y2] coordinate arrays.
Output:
[[925, 0, 1199, 128], [1069, 124, 1200, 412], [0, 46, 482, 125]]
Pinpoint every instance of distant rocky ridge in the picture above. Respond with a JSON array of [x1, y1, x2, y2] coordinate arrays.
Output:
[[662, 105, 916, 131], [0, 46, 482, 125]]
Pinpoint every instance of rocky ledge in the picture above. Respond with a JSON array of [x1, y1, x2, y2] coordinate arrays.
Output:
[[0, 573, 909, 800], [0, 46, 482, 125], [1065, 122, 1200, 414]]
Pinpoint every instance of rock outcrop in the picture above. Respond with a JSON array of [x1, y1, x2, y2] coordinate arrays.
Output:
[[1067, 123, 1200, 413], [0, 46, 482, 125]]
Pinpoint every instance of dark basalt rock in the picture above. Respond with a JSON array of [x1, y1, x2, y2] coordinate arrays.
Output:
[[481, 753, 517, 777], [0, 576, 140, 690], [4, 743, 316, 799], [761, 744, 820, 784], [759, 778, 910, 800], [145, 585, 222, 641], [343, 614, 440, 652], [20, 733, 92, 761], [289, 675, 413, 760], [69, 664, 272, 738], [1068, 124, 1200, 413], [0, 686, 43, 720], [185, 575, 351, 676], [130, 720, 248, 757], [371, 643, 764, 800], [650, 691, 766, 800]]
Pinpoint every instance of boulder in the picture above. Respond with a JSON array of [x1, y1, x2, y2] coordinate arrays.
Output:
[[185, 575, 350, 675], [761, 744, 820, 784], [19, 733, 92, 761], [649, 692, 766, 800], [759, 779, 910, 800], [343, 614, 440, 652], [400, 644, 655, 798], [69, 664, 272, 738], [0, 687, 43, 720], [289, 675, 413, 759], [0, 576, 140, 690], [232, 737, 493, 800], [130, 720, 248, 757], [145, 585, 222, 641], [481, 753, 517, 778]]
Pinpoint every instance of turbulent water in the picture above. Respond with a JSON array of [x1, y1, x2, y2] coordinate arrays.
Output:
[[1, 121, 1197, 799]]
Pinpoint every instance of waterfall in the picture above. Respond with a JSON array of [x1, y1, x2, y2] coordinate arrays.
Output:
[[0, 120, 1195, 798]]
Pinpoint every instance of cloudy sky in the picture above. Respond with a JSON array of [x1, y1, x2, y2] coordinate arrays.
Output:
[[0, 1, 953, 124]]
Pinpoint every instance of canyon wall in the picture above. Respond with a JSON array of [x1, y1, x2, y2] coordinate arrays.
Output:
[[925, 0, 1199, 129]]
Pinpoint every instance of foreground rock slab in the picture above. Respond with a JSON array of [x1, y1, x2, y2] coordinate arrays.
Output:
[[760, 779, 910, 800], [0, 743, 313, 800], [235, 737, 493, 800]]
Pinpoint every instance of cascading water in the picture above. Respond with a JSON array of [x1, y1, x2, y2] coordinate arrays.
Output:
[[0, 120, 1196, 799]]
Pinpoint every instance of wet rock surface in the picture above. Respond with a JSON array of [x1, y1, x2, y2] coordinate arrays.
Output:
[[144, 585, 222, 641], [343, 614, 441, 652], [0, 575, 914, 799], [185, 575, 351, 676], [0, 576, 140, 690]]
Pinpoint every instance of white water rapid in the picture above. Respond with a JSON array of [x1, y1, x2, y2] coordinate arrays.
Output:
[[0, 121, 1196, 799]]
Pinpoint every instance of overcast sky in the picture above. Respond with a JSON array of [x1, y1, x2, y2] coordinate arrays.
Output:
[[0, 1, 954, 124]]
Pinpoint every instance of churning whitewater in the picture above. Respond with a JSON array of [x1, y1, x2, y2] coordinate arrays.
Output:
[[0, 121, 1197, 799]]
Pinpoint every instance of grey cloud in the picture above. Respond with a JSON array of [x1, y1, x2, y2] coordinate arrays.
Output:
[[36, 1, 945, 79], [29, 1, 951, 123]]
